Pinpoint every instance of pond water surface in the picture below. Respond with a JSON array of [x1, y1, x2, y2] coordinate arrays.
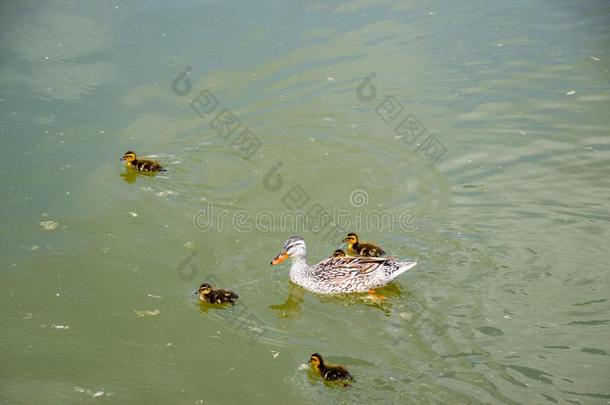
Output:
[[1, 1, 609, 404]]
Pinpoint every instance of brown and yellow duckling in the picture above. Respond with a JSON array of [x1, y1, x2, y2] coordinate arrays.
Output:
[[121, 151, 165, 173], [343, 232, 386, 257], [331, 249, 346, 258], [309, 353, 354, 387], [197, 283, 239, 305]]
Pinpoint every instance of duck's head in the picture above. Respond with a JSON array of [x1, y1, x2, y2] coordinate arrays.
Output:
[[121, 151, 137, 162], [343, 232, 359, 246], [332, 249, 346, 257], [271, 236, 306, 265], [309, 353, 324, 369], [197, 283, 213, 296]]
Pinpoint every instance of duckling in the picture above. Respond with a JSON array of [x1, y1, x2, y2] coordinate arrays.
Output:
[[308, 353, 354, 387], [121, 151, 165, 173], [197, 283, 239, 305], [343, 232, 385, 257], [331, 249, 346, 258]]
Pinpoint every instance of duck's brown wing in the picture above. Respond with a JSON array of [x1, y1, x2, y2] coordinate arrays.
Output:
[[138, 159, 164, 172], [219, 289, 239, 302], [311, 256, 391, 278], [359, 243, 385, 257], [323, 366, 354, 382]]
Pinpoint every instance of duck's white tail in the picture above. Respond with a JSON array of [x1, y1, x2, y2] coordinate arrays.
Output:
[[393, 261, 417, 278]]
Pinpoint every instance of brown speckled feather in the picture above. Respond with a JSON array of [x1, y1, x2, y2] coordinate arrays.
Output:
[[294, 256, 414, 294], [130, 159, 165, 172]]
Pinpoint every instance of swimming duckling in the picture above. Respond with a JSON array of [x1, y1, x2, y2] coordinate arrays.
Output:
[[331, 249, 346, 258], [308, 353, 354, 387], [121, 151, 165, 172], [197, 283, 239, 305], [343, 232, 385, 257]]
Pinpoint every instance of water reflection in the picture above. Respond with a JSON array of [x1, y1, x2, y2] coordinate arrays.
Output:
[[119, 170, 137, 184], [270, 284, 305, 319], [119, 169, 161, 184], [270, 283, 403, 319]]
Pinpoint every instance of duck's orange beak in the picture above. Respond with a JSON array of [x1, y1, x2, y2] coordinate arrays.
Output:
[[271, 251, 289, 265]]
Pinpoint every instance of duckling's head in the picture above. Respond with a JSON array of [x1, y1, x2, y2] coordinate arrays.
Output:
[[121, 151, 137, 162], [197, 283, 213, 296], [271, 236, 306, 265], [332, 249, 346, 257], [343, 232, 359, 245], [309, 353, 324, 369]]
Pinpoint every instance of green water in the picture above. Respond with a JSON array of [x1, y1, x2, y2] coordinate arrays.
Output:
[[1, 1, 609, 404]]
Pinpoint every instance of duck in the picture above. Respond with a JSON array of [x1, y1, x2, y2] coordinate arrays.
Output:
[[197, 283, 239, 305], [343, 232, 385, 257], [308, 353, 354, 387], [121, 151, 165, 173], [270, 236, 416, 294], [331, 249, 346, 257]]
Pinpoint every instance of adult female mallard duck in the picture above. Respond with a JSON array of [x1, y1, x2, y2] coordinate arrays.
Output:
[[270, 236, 416, 294], [343, 232, 385, 257], [197, 283, 239, 305], [308, 353, 354, 387], [121, 151, 165, 172]]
